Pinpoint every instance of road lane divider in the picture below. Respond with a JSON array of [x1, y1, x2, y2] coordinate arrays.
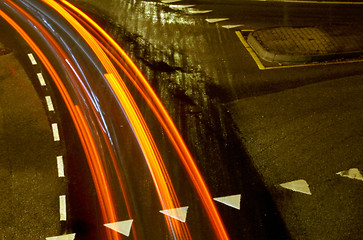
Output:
[[57, 156, 65, 178], [51, 123, 60, 141], [27, 52, 37, 65], [37, 72, 46, 86], [45, 96, 55, 111], [59, 195, 67, 221]]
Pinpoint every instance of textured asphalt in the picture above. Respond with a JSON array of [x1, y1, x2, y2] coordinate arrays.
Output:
[[0, 40, 65, 238], [2, 0, 362, 239]]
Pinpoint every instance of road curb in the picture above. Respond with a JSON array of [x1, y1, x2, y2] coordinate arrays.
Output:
[[247, 28, 363, 64]]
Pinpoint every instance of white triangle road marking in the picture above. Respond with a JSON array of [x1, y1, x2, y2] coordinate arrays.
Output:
[[205, 18, 229, 23], [160, 206, 189, 222], [222, 24, 244, 29], [46, 233, 76, 240], [188, 10, 213, 14], [213, 194, 241, 210], [104, 220, 134, 237], [280, 179, 312, 195], [169, 5, 196, 9], [161, 0, 182, 3], [337, 168, 363, 181]]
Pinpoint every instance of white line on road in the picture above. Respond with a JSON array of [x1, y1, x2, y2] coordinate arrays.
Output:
[[46, 233, 76, 240], [205, 18, 229, 23], [161, 0, 182, 3], [45, 96, 55, 112], [27, 53, 37, 65], [57, 156, 65, 177], [52, 123, 60, 141], [37, 72, 46, 86], [59, 195, 67, 221], [188, 9, 213, 14], [169, 4, 195, 9], [222, 24, 244, 29]]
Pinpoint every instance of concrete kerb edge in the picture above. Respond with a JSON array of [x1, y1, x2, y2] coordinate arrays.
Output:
[[246, 33, 311, 64], [247, 32, 363, 65]]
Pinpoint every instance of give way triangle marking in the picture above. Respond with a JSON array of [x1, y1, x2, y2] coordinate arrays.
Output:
[[104, 219, 134, 237], [213, 194, 241, 210], [336, 168, 363, 181], [46, 233, 76, 240], [280, 179, 312, 195], [160, 206, 189, 222]]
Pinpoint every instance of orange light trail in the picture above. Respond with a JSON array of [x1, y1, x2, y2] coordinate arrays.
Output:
[[59, 1, 229, 239], [0, 3, 119, 239], [42, 0, 191, 238]]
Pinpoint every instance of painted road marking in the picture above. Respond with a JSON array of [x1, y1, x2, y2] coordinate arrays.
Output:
[[45, 96, 55, 111], [104, 220, 134, 237], [169, 4, 195, 9], [27, 53, 37, 65], [46, 233, 76, 240], [235, 30, 363, 70], [57, 156, 65, 177], [213, 194, 241, 210], [280, 179, 312, 195], [188, 10, 213, 14], [161, 0, 182, 3], [59, 195, 67, 221], [235, 30, 265, 70], [52, 123, 60, 141], [206, 18, 229, 23], [160, 206, 189, 222], [337, 168, 363, 181], [37, 72, 46, 86], [222, 24, 244, 29]]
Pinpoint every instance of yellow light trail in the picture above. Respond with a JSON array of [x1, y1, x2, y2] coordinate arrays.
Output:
[[0, 2, 120, 239], [59, 1, 229, 239], [42, 0, 191, 238]]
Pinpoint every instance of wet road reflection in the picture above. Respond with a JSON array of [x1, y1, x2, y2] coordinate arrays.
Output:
[[0, 0, 238, 239]]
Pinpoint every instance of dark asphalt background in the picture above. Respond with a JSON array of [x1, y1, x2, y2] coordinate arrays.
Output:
[[1, 0, 362, 239]]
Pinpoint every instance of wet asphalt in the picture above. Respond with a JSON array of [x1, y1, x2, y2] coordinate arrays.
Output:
[[1, 0, 362, 239]]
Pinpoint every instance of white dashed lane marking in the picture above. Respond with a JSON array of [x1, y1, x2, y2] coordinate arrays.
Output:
[[45, 96, 55, 112], [27, 53, 37, 65], [46, 233, 76, 240], [280, 179, 312, 195], [160, 206, 189, 222], [52, 123, 60, 141], [214, 194, 241, 210], [59, 195, 67, 221], [337, 168, 363, 181], [37, 72, 46, 86], [57, 156, 65, 177], [206, 18, 229, 23], [104, 220, 134, 237]]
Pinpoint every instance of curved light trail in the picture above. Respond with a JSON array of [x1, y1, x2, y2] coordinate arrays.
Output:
[[58, 1, 229, 239], [0, 0, 229, 239]]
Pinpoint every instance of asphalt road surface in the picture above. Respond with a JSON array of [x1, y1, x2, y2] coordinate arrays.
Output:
[[1, 0, 362, 239]]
